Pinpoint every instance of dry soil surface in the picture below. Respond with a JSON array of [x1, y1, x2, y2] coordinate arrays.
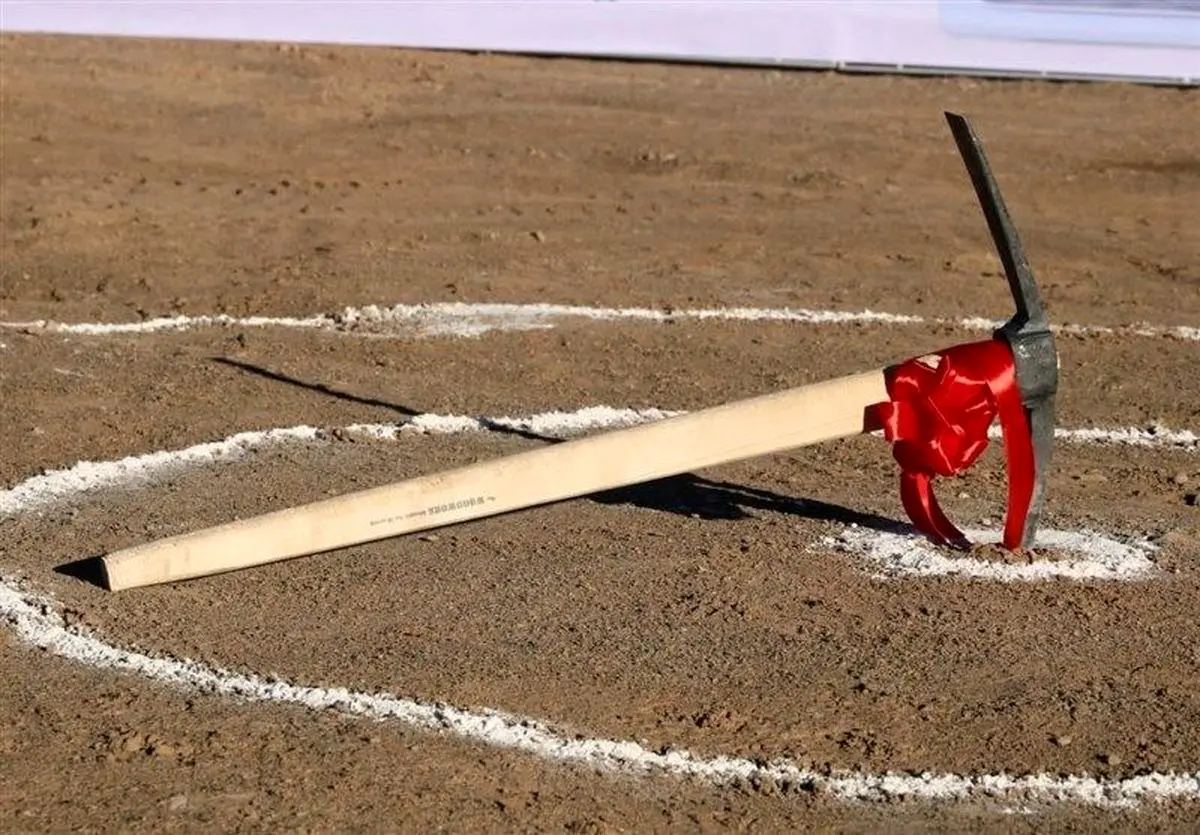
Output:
[[1, 34, 1199, 833]]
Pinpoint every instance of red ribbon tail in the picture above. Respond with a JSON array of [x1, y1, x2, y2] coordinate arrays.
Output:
[[993, 384, 1037, 550], [900, 472, 969, 548]]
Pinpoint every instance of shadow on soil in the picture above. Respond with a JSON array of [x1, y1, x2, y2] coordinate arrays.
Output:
[[209, 356, 909, 530], [55, 555, 108, 588]]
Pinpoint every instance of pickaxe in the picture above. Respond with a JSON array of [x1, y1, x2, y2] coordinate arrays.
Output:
[[100, 112, 1059, 591]]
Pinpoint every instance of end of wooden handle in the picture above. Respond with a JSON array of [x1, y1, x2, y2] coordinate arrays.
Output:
[[99, 542, 174, 592], [99, 553, 131, 592]]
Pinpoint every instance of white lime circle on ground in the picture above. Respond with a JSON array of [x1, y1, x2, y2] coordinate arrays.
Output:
[[0, 414, 1195, 809], [1, 410, 1166, 584], [823, 525, 1159, 582]]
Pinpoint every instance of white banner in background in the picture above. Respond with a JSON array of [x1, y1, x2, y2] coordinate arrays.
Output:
[[2, 1, 1198, 85]]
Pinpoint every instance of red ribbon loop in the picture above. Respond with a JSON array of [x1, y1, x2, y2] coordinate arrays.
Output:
[[871, 339, 1035, 550]]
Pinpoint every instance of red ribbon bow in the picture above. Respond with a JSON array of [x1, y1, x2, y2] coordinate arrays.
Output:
[[871, 339, 1035, 550]]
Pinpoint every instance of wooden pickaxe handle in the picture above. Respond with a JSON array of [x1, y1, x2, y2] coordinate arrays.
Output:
[[101, 369, 890, 590]]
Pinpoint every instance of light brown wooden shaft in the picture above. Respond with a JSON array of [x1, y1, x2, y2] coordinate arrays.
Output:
[[101, 369, 889, 590]]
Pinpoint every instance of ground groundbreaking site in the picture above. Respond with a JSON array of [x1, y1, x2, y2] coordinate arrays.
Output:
[[1, 33, 1198, 833]]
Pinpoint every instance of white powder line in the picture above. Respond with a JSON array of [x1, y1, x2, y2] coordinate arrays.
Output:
[[3, 414, 1199, 807], [345, 405, 684, 441], [1, 579, 1197, 808], [824, 526, 1160, 582], [2, 301, 1196, 341], [1000, 425, 1199, 451], [0, 312, 334, 335], [0, 408, 676, 518], [3, 407, 1195, 520], [0, 425, 322, 518]]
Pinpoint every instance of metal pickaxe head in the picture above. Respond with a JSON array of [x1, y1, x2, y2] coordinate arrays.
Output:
[[945, 111, 1059, 548]]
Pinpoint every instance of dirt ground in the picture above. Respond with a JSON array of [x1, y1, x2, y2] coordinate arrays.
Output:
[[1, 33, 1198, 833]]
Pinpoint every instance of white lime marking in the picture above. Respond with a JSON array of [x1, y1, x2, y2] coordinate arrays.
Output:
[[3, 301, 1195, 341], [1, 409, 1196, 808], [4, 407, 1193, 520], [824, 526, 1160, 582], [1, 580, 1197, 809]]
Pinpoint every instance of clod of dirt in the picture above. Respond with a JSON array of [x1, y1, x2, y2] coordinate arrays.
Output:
[[788, 168, 846, 189], [749, 773, 782, 796], [94, 730, 195, 764], [636, 149, 679, 166], [966, 542, 1048, 565], [689, 709, 743, 730]]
